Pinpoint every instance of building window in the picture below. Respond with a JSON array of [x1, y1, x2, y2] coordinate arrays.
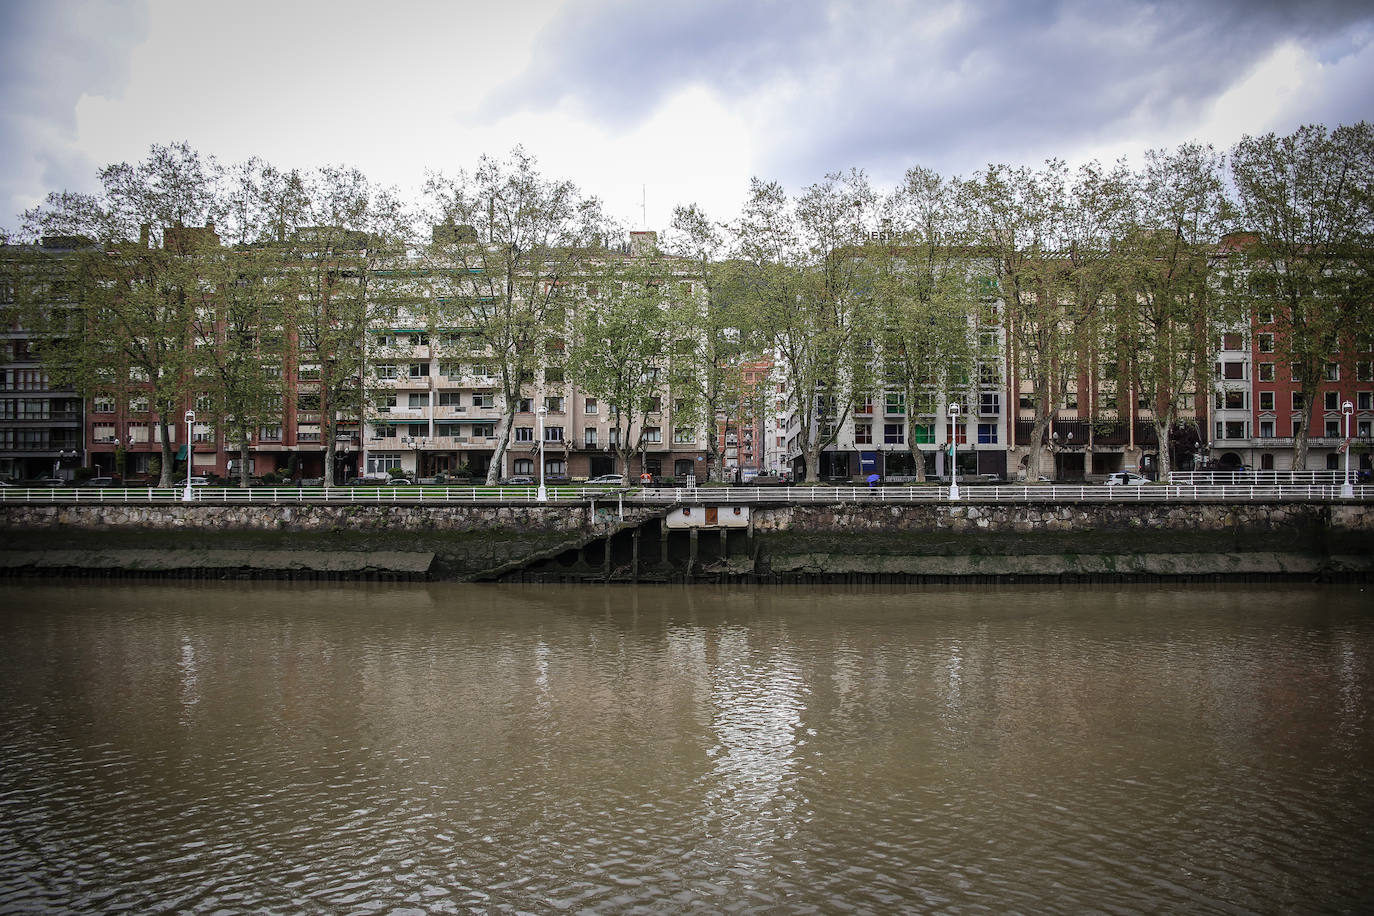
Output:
[[473, 392, 494, 409], [585, 398, 598, 414], [1259, 420, 1274, 438], [855, 396, 873, 415], [515, 426, 533, 442], [1222, 362, 1245, 380], [1222, 333, 1244, 351], [129, 397, 149, 414], [544, 426, 564, 442], [1324, 363, 1340, 381], [1258, 392, 1275, 411], [437, 391, 462, 407], [544, 367, 565, 384], [471, 423, 495, 438], [375, 364, 397, 380], [979, 392, 1000, 415], [1292, 392, 1305, 411], [544, 396, 565, 413], [883, 423, 905, 444], [1219, 390, 1247, 410], [408, 393, 427, 408], [1358, 392, 1372, 411], [913, 423, 935, 444], [584, 428, 598, 447], [93, 397, 115, 414], [643, 427, 662, 443], [1325, 420, 1341, 438], [885, 392, 905, 415], [545, 458, 566, 477], [513, 459, 533, 475], [1258, 363, 1275, 382], [1325, 391, 1339, 411], [1257, 306, 1274, 324], [408, 362, 430, 379], [366, 454, 401, 475], [1257, 333, 1274, 353], [977, 423, 998, 444], [1292, 419, 1303, 437], [945, 424, 968, 444], [854, 423, 872, 444], [1357, 362, 1373, 382], [1359, 420, 1372, 437], [673, 427, 694, 444]]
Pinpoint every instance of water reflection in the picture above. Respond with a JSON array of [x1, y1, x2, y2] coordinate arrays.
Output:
[[0, 583, 1371, 913]]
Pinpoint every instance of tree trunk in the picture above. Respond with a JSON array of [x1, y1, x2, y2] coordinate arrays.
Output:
[[1152, 415, 1173, 480], [911, 443, 927, 482], [322, 410, 336, 487], [1292, 396, 1316, 470], [158, 419, 175, 488], [1028, 412, 1052, 482], [238, 423, 252, 488], [487, 398, 517, 485], [804, 444, 820, 483]]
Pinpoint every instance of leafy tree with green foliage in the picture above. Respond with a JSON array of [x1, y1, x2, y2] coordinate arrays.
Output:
[[875, 165, 976, 481], [567, 248, 676, 479], [1109, 144, 1228, 478], [733, 171, 880, 482], [422, 149, 611, 483]]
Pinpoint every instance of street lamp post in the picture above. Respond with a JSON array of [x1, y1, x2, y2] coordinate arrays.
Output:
[[1342, 400, 1354, 498], [183, 410, 195, 502], [947, 402, 961, 500], [537, 405, 548, 502]]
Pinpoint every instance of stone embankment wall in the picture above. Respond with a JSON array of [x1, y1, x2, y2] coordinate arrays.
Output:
[[2, 500, 1370, 582], [0, 503, 658, 580], [742, 502, 1373, 582]]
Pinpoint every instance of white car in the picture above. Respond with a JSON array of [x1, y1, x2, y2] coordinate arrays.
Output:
[[1105, 471, 1149, 487], [586, 474, 626, 485]]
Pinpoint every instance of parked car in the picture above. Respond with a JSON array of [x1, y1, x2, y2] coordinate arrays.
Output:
[[504, 476, 536, 485], [86, 477, 117, 487], [1105, 471, 1150, 487], [187, 476, 210, 486], [586, 474, 626, 485], [34, 477, 66, 487]]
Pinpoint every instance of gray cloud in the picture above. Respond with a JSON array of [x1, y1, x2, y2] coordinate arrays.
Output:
[[487, 0, 1374, 185], [0, 0, 150, 231]]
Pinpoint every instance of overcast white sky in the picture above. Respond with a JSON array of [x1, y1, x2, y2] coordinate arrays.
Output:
[[3, 0, 1372, 235]]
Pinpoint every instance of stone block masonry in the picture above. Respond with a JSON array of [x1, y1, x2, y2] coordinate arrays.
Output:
[[1, 501, 1369, 582]]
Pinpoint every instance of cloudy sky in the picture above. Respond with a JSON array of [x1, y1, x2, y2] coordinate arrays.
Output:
[[3, 0, 1372, 234]]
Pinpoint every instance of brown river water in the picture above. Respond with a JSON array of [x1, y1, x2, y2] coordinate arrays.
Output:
[[1, 582, 1371, 914]]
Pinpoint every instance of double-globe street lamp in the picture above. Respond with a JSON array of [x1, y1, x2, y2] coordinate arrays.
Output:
[[537, 405, 548, 503], [183, 410, 195, 502], [948, 402, 961, 501], [1342, 399, 1355, 498]]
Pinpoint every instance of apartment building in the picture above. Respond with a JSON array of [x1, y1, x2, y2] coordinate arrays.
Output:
[[0, 237, 85, 481], [361, 233, 711, 482], [1209, 323, 1373, 474]]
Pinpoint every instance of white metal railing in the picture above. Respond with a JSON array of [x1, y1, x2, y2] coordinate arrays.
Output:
[[634, 484, 1373, 504], [1169, 470, 1363, 486], [0, 483, 1369, 505]]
